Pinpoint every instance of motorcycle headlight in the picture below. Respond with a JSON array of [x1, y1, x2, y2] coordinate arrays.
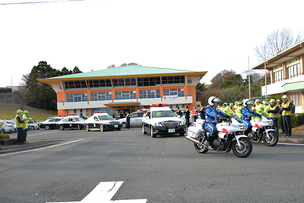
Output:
[[240, 125, 245, 131]]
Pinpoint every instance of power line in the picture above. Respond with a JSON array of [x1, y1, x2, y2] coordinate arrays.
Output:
[[0, 0, 88, 6]]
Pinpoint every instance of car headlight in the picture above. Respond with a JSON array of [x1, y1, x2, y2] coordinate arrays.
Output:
[[180, 120, 185, 125], [155, 122, 163, 126]]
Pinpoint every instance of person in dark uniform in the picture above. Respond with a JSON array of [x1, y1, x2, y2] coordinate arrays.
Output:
[[199, 103, 205, 119], [175, 107, 183, 117], [184, 106, 190, 127], [125, 111, 130, 129]]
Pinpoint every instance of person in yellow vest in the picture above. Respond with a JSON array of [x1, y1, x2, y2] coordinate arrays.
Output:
[[253, 99, 264, 119], [15, 109, 29, 145], [235, 101, 242, 117], [267, 99, 280, 135], [222, 102, 231, 116], [263, 101, 270, 117], [280, 95, 292, 137], [22, 110, 30, 143]]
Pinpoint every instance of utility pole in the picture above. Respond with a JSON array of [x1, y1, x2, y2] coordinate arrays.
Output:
[[248, 57, 251, 99], [264, 46, 267, 101]]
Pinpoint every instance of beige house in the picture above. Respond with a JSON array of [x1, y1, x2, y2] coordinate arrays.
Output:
[[252, 39, 304, 113]]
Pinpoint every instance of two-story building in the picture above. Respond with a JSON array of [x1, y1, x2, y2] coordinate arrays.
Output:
[[38, 65, 207, 116], [252, 39, 304, 113]]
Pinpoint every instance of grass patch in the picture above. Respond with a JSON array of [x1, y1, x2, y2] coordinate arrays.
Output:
[[0, 98, 57, 122], [292, 125, 304, 134]]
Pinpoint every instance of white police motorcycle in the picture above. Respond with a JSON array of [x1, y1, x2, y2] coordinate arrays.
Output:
[[246, 112, 278, 146], [186, 115, 252, 158]]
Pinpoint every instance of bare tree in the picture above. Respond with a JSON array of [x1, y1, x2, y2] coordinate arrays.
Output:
[[254, 27, 303, 61]]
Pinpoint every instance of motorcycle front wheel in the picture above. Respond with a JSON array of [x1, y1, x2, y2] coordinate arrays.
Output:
[[263, 131, 278, 146], [232, 137, 252, 158]]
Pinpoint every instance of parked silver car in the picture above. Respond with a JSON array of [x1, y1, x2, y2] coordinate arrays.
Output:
[[28, 118, 40, 130], [1, 122, 16, 134]]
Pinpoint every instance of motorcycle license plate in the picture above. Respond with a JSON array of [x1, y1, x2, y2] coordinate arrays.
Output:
[[114, 125, 118, 128], [168, 129, 175, 133]]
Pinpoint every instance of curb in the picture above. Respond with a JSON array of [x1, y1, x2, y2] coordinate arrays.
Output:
[[0, 140, 66, 154], [279, 138, 304, 144]]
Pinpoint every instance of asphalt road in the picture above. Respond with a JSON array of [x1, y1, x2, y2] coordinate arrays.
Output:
[[1, 128, 304, 203]]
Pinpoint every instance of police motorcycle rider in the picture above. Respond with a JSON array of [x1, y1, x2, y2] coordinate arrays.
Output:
[[241, 99, 261, 135], [204, 96, 230, 148]]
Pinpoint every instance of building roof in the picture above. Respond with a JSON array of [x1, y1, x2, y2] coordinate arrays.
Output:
[[38, 65, 207, 84], [252, 39, 304, 70]]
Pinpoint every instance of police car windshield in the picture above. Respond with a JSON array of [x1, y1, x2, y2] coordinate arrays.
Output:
[[152, 111, 176, 118], [73, 117, 85, 121], [98, 115, 114, 120]]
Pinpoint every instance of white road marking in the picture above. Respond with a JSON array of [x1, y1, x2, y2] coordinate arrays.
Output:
[[277, 143, 304, 146], [0, 139, 84, 157], [46, 181, 147, 203]]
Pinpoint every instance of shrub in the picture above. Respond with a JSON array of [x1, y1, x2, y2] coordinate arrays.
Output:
[[0, 134, 10, 140]]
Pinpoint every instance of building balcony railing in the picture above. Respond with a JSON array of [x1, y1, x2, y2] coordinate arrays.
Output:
[[58, 94, 191, 103], [262, 72, 304, 86], [261, 73, 304, 95]]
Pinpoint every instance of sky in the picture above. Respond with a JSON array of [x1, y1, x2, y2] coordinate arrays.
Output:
[[1, 0, 304, 87]]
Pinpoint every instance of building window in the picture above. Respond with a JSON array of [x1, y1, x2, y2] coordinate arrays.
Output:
[[67, 93, 87, 102], [125, 78, 136, 86], [115, 91, 136, 100], [162, 76, 185, 84], [138, 77, 161, 86], [113, 79, 125, 87], [273, 70, 283, 82], [65, 80, 88, 89], [139, 89, 160, 98], [89, 79, 112, 88], [91, 92, 112, 101], [287, 63, 300, 78], [163, 89, 184, 96]]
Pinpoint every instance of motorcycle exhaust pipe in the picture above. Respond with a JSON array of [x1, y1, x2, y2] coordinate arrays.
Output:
[[186, 135, 208, 148]]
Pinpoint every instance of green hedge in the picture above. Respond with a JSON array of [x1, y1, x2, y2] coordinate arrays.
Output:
[[0, 88, 12, 93], [278, 113, 304, 128], [0, 134, 10, 140]]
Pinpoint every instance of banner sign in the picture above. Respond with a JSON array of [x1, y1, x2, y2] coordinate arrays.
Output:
[[163, 95, 178, 100]]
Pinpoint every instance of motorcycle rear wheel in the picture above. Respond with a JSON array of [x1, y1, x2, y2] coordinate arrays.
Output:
[[263, 131, 278, 146], [193, 143, 208, 153], [232, 137, 252, 158]]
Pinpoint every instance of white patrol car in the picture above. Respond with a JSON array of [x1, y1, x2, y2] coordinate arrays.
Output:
[[57, 114, 86, 130], [85, 111, 122, 132], [142, 104, 186, 138]]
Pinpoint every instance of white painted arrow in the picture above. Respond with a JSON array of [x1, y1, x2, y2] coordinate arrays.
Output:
[[46, 181, 147, 203]]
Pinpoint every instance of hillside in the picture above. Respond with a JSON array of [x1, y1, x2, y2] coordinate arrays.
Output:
[[0, 97, 57, 122]]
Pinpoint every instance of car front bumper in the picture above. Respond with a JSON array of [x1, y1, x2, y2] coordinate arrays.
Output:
[[154, 125, 186, 135]]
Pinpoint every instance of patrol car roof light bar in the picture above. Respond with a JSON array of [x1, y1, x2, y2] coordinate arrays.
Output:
[[150, 104, 169, 107]]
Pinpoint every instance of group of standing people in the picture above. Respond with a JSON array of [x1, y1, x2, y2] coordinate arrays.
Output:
[[15, 109, 30, 145], [175, 104, 206, 127], [201, 95, 294, 148]]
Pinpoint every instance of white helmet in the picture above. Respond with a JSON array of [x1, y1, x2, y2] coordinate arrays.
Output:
[[243, 99, 253, 106], [208, 96, 220, 106]]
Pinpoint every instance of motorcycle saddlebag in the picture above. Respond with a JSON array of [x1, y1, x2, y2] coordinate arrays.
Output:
[[187, 126, 203, 138]]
